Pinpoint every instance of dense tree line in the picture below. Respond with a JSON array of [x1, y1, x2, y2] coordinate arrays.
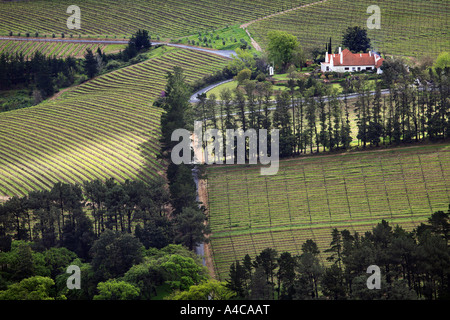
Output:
[[0, 51, 79, 98], [226, 206, 450, 300]]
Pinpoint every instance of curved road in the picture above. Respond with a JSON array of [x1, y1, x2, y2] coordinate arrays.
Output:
[[189, 79, 233, 103], [189, 77, 392, 106]]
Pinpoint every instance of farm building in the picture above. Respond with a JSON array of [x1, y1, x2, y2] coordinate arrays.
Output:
[[321, 47, 384, 74]]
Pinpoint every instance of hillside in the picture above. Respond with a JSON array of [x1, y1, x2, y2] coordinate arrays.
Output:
[[0, 46, 228, 197], [247, 0, 450, 58], [0, 0, 317, 39]]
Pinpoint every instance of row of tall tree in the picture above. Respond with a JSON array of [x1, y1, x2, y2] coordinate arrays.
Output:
[[0, 51, 79, 96], [0, 175, 207, 260], [226, 206, 450, 300], [194, 62, 449, 159], [156, 65, 211, 250]]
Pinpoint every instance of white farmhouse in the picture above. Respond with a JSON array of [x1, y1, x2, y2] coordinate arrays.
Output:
[[321, 47, 384, 74]]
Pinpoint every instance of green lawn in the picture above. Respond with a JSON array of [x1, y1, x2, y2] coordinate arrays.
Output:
[[207, 80, 239, 98], [206, 79, 291, 100], [175, 24, 256, 53]]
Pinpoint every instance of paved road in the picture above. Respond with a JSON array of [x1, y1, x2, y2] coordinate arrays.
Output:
[[191, 166, 206, 266], [0, 37, 235, 59]]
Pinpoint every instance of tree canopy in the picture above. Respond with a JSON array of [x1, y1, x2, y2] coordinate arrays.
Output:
[[266, 30, 300, 71], [342, 26, 371, 53]]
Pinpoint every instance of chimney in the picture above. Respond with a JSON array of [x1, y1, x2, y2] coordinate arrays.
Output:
[[369, 51, 372, 57], [325, 51, 328, 63], [338, 47, 341, 54], [340, 50, 343, 64]]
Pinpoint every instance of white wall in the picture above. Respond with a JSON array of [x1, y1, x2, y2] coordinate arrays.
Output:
[[320, 64, 378, 73]]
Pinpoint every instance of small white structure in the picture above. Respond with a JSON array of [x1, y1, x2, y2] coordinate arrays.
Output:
[[321, 47, 384, 74]]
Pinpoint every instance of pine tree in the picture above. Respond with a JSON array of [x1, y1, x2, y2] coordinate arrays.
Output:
[[83, 48, 98, 79], [159, 66, 191, 155]]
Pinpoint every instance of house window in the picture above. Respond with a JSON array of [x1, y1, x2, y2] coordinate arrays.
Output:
[[352, 67, 356, 71], [357, 67, 361, 71], [344, 67, 349, 71], [366, 67, 372, 70], [326, 66, 329, 71]]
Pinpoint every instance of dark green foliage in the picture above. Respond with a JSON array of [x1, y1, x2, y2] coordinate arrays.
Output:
[[123, 29, 151, 61], [89, 229, 144, 281], [83, 48, 97, 79], [159, 66, 192, 155], [135, 215, 174, 249], [168, 163, 197, 214], [226, 260, 247, 298], [248, 266, 273, 300], [174, 207, 210, 251]]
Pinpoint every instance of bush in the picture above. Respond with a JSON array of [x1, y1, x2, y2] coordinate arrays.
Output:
[[129, 54, 147, 65], [75, 74, 88, 85]]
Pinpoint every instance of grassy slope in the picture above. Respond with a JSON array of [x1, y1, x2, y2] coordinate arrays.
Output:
[[206, 143, 450, 279], [247, 0, 450, 58], [0, 46, 229, 197]]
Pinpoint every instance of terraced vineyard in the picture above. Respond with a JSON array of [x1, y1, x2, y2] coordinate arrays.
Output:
[[206, 144, 450, 280], [0, 0, 317, 39], [248, 0, 450, 58], [0, 39, 125, 59], [0, 46, 229, 197]]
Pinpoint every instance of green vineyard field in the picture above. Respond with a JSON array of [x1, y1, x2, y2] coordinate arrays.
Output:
[[247, 0, 450, 58], [0, 46, 228, 197], [0, 0, 317, 39], [206, 143, 450, 280]]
